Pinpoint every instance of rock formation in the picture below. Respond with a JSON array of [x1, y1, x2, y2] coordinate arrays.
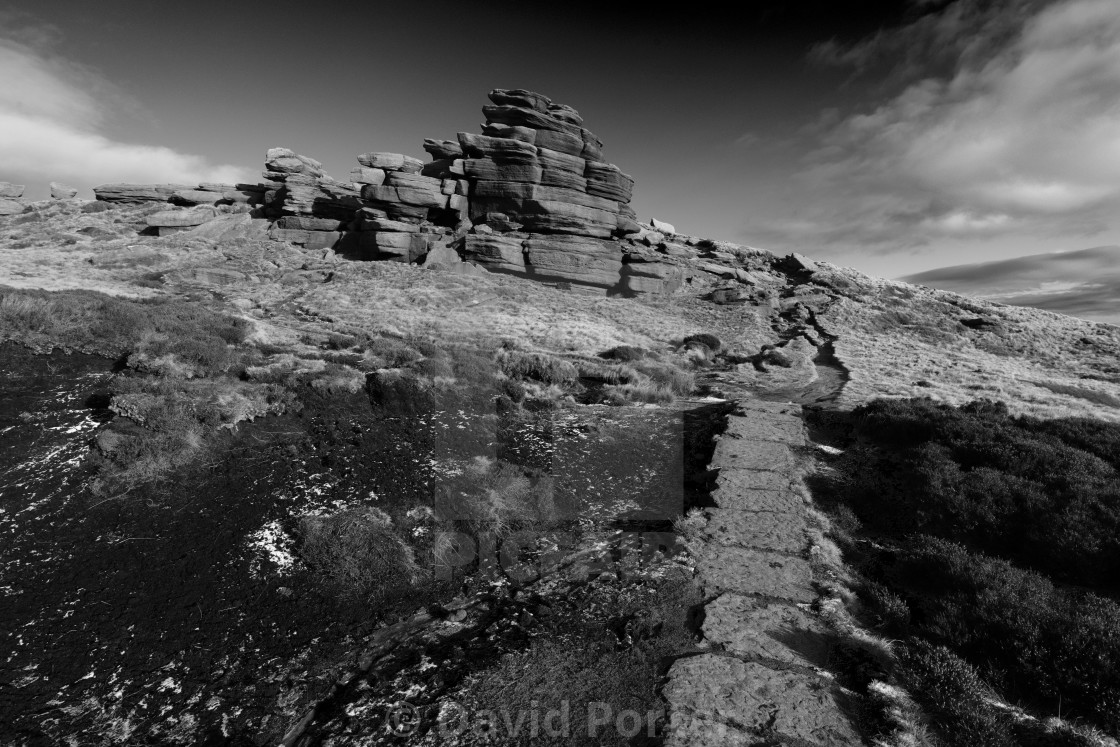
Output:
[[84, 88, 689, 295]]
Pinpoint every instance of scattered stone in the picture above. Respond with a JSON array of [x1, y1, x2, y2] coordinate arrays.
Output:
[[0, 182, 25, 198], [50, 182, 78, 199], [423, 242, 463, 268]]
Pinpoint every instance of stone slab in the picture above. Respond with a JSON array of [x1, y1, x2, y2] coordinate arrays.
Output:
[[702, 594, 830, 668], [694, 544, 813, 602], [712, 437, 797, 473], [710, 485, 804, 514], [664, 656, 860, 746], [699, 509, 808, 553]]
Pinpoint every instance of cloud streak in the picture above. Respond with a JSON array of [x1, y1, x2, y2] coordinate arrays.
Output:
[[752, 0, 1120, 255], [0, 25, 251, 197], [901, 245, 1120, 322]]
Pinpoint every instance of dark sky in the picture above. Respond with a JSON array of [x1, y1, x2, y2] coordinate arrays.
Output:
[[3, 0, 1118, 279]]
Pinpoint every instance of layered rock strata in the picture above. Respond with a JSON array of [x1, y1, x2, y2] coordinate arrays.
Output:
[[84, 88, 687, 294], [664, 400, 861, 746]]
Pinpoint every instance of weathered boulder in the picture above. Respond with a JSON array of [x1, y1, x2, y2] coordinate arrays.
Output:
[[423, 241, 463, 268], [222, 188, 265, 205], [535, 129, 585, 157], [282, 176, 366, 220], [275, 216, 345, 231], [457, 133, 538, 161], [265, 148, 324, 177], [354, 217, 420, 233], [458, 159, 542, 183], [477, 212, 522, 232], [50, 182, 78, 199], [580, 129, 604, 160], [171, 189, 224, 206], [350, 167, 387, 185], [361, 231, 430, 262], [518, 200, 619, 239], [469, 196, 618, 239], [385, 172, 444, 191], [361, 183, 447, 209], [620, 254, 685, 295], [269, 227, 342, 250], [539, 169, 587, 191], [356, 152, 424, 173], [145, 207, 218, 227], [488, 88, 552, 113], [420, 159, 455, 178], [482, 105, 584, 138], [616, 213, 642, 236], [523, 234, 623, 289], [585, 161, 634, 202], [0, 199, 24, 215], [0, 182, 25, 198], [462, 233, 526, 273], [197, 182, 237, 193], [480, 123, 537, 144], [547, 103, 583, 125], [181, 214, 271, 242], [422, 138, 463, 160], [535, 147, 585, 174], [441, 178, 470, 195], [93, 183, 193, 203], [651, 217, 676, 234]]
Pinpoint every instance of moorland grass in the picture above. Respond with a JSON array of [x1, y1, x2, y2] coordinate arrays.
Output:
[[0, 287, 249, 375]]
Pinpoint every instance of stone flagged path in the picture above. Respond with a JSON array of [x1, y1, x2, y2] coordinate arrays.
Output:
[[664, 399, 862, 746]]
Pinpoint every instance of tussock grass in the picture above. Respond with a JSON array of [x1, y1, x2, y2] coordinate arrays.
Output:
[[298, 507, 421, 603], [0, 287, 250, 376], [497, 349, 579, 385], [434, 457, 557, 541], [94, 375, 295, 495]]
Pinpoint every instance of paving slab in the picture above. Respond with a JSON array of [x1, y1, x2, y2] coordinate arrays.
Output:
[[712, 437, 798, 472], [694, 544, 814, 602], [699, 509, 808, 553], [711, 479, 804, 510], [702, 594, 831, 668], [665, 655, 862, 746]]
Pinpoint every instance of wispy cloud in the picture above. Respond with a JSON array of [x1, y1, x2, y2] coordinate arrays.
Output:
[[751, 0, 1120, 255], [0, 16, 251, 196]]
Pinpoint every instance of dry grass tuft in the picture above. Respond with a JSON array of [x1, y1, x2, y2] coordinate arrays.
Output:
[[298, 507, 422, 602]]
